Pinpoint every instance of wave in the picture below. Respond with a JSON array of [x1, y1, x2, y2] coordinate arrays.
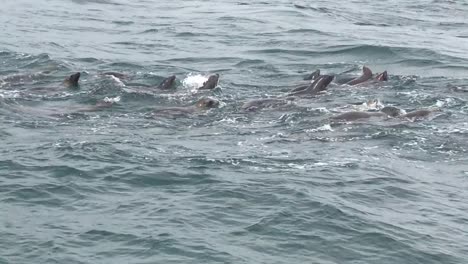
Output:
[[139, 28, 159, 34], [71, 0, 122, 5], [104, 170, 221, 187], [248, 44, 397, 57]]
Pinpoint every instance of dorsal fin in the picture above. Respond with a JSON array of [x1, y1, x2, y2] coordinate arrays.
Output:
[[346, 66, 373, 85]]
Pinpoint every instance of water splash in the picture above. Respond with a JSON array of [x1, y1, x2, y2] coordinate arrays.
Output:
[[108, 75, 125, 87], [182, 73, 208, 91]]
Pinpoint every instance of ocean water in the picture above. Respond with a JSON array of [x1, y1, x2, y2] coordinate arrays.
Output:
[[1, 0, 468, 263]]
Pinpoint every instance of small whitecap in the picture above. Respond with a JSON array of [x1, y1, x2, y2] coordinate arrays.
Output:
[[354, 98, 384, 111], [109, 75, 125, 87], [403, 141, 418, 146], [0, 90, 21, 98], [182, 73, 208, 90], [308, 107, 329, 113], [103, 96, 121, 103], [313, 162, 328, 166], [435, 100, 445, 108], [287, 163, 306, 170], [305, 124, 333, 133], [435, 98, 456, 108], [218, 117, 238, 124], [318, 124, 333, 131]]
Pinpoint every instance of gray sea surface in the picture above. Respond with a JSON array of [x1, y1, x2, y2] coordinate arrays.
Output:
[[1, 0, 468, 263]]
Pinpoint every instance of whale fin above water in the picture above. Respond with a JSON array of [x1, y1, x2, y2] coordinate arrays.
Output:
[[303, 69, 321, 81], [346, 66, 373, 86], [311, 75, 334, 94], [288, 75, 334, 96]]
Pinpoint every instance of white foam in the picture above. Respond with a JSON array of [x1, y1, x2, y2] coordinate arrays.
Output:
[[308, 107, 330, 113], [182, 73, 208, 91], [353, 99, 384, 111], [435, 98, 456, 108], [217, 117, 239, 124], [0, 90, 21, 98], [305, 124, 333, 133], [103, 96, 121, 103], [108, 75, 125, 87], [313, 162, 329, 166]]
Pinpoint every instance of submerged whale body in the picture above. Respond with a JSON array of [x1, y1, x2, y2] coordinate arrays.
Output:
[[151, 97, 220, 117], [241, 98, 293, 111], [331, 105, 439, 122], [331, 111, 387, 121]]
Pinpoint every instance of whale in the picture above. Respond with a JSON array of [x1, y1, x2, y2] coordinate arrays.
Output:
[[302, 66, 387, 86], [241, 98, 294, 111], [330, 106, 402, 121], [156, 75, 176, 90], [400, 108, 440, 120], [375, 71, 388, 81], [151, 97, 220, 117], [63, 72, 81, 87], [198, 74, 219, 90], [303, 69, 321, 81], [289, 70, 322, 92], [288, 75, 334, 96], [345, 66, 373, 86], [241, 74, 333, 112], [330, 111, 387, 121], [331, 105, 439, 122]]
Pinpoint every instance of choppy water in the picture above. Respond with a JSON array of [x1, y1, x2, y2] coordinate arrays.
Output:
[[1, 0, 468, 263]]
